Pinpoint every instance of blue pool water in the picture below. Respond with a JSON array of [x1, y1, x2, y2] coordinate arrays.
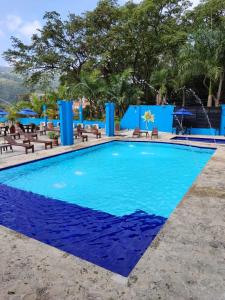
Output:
[[0, 141, 214, 276], [0, 141, 214, 218]]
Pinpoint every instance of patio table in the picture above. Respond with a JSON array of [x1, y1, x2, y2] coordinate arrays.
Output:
[[140, 130, 149, 137]]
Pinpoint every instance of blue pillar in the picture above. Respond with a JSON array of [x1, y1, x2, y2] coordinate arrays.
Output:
[[220, 105, 225, 136], [105, 102, 115, 136], [42, 104, 48, 125], [57, 100, 74, 145], [138, 106, 141, 129], [79, 104, 83, 123]]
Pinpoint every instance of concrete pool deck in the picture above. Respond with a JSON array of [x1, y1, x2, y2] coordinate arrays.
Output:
[[0, 133, 225, 299]]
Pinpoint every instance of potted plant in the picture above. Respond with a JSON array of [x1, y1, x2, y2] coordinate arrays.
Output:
[[48, 131, 59, 146]]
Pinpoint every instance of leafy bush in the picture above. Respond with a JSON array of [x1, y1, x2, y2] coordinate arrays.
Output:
[[48, 131, 59, 139]]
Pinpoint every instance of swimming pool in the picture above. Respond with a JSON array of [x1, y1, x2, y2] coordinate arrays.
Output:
[[172, 136, 225, 144], [0, 141, 214, 276]]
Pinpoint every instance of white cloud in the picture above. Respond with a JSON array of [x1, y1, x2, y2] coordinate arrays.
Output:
[[19, 20, 41, 37], [5, 15, 22, 31], [192, 0, 200, 7], [0, 29, 4, 38], [0, 15, 41, 39]]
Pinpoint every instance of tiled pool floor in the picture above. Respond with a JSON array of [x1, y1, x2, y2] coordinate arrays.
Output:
[[0, 183, 166, 276]]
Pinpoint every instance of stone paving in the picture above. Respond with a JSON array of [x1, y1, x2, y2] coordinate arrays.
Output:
[[0, 132, 109, 168], [0, 131, 225, 300]]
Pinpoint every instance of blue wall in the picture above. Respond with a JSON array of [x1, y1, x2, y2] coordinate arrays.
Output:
[[120, 105, 174, 132], [2, 104, 225, 136], [220, 105, 225, 136], [0, 117, 105, 129]]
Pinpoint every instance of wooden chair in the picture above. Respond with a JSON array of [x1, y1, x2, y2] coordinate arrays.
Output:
[[132, 128, 141, 138], [151, 128, 159, 139], [74, 131, 88, 142], [23, 133, 53, 149], [90, 128, 101, 138]]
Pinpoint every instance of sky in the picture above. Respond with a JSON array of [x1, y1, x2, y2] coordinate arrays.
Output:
[[0, 0, 200, 66]]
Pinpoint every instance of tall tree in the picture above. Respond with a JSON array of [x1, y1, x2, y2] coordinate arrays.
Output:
[[4, 11, 88, 86], [186, 0, 225, 106], [3, 0, 225, 108]]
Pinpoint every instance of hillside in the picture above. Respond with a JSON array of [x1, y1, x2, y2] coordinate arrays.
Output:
[[0, 66, 29, 104]]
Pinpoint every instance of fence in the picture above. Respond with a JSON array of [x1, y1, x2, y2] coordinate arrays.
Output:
[[173, 106, 221, 135]]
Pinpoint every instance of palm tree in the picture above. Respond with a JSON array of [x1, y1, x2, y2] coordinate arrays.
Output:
[[105, 69, 143, 117], [150, 68, 172, 105], [179, 28, 224, 107], [69, 70, 106, 119]]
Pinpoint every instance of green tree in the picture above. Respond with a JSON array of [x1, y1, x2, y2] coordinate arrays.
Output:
[[4, 11, 88, 86], [105, 69, 143, 116], [185, 0, 225, 106], [3, 0, 225, 109]]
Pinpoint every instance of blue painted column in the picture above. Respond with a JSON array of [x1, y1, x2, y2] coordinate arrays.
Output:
[[220, 105, 225, 136], [105, 103, 115, 136], [138, 106, 141, 129], [79, 104, 83, 123], [42, 104, 48, 125], [58, 100, 74, 145]]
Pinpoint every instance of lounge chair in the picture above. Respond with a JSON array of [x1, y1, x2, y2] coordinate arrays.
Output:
[[0, 143, 13, 154], [16, 127, 38, 139], [4, 136, 34, 154], [8, 132, 20, 140], [81, 128, 101, 139], [23, 133, 53, 149], [151, 128, 159, 139]]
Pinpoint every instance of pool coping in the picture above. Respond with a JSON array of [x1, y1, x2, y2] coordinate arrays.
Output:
[[171, 135, 225, 143], [0, 137, 216, 171], [0, 136, 225, 299]]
